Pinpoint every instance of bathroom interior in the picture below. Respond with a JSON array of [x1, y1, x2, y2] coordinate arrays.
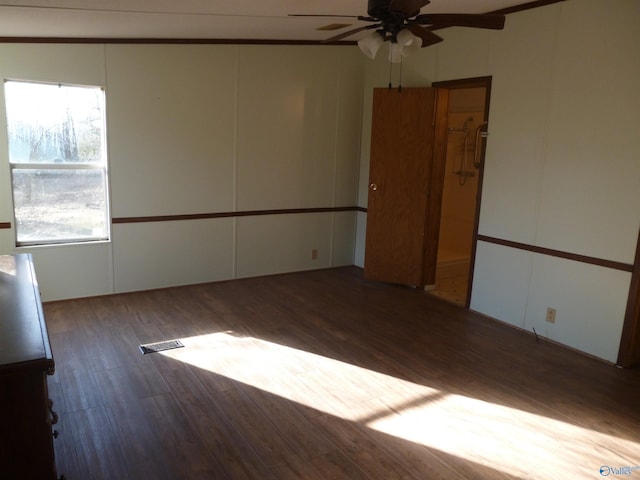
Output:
[[428, 87, 486, 305]]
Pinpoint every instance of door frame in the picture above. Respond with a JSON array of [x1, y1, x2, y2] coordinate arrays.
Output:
[[618, 227, 640, 367], [432, 76, 492, 307]]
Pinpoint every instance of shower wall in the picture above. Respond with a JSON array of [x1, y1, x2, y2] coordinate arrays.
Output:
[[437, 112, 481, 275], [437, 88, 485, 278]]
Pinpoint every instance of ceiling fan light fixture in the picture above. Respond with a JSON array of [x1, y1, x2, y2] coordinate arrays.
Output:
[[385, 29, 423, 63], [357, 30, 384, 59]]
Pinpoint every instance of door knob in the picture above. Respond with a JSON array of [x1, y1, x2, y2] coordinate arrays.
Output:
[[369, 183, 378, 191]]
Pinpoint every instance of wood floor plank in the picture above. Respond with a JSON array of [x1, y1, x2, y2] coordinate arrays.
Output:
[[311, 413, 425, 480], [213, 386, 307, 469], [62, 405, 130, 480], [107, 394, 192, 480], [307, 449, 374, 480], [234, 380, 336, 460], [157, 359, 276, 480], [42, 267, 640, 480], [268, 453, 329, 480]]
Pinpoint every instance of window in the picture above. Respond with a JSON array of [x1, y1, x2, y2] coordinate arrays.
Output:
[[4, 80, 109, 246]]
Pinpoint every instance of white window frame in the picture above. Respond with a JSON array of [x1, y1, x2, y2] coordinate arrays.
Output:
[[5, 80, 110, 247]]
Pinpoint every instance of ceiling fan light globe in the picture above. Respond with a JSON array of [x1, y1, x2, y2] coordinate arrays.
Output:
[[397, 28, 423, 50], [358, 31, 384, 59], [396, 29, 423, 59]]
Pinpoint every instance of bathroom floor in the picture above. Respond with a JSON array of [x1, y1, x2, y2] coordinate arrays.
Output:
[[429, 274, 469, 306]]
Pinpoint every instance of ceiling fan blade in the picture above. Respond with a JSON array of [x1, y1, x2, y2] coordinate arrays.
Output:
[[407, 25, 443, 47], [289, 14, 362, 18], [322, 24, 379, 43], [415, 13, 505, 30], [388, 0, 431, 17]]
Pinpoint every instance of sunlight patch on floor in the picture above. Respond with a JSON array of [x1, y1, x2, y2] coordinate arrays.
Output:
[[160, 331, 640, 478]]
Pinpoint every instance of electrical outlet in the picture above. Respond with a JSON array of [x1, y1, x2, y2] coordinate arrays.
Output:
[[311, 249, 318, 260], [545, 307, 556, 324]]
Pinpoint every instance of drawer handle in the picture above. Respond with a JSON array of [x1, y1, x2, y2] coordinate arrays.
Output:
[[48, 398, 59, 425]]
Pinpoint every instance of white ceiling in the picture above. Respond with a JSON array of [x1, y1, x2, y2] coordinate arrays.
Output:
[[0, 1, 547, 41]]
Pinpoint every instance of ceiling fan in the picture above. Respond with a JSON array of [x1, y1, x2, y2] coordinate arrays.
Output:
[[293, 0, 505, 62]]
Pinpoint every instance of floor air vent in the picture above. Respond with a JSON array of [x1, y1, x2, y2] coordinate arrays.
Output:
[[139, 339, 184, 355]]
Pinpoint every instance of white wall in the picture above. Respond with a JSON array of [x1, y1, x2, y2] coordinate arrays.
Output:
[[355, 0, 640, 363], [0, 43, 364, 299]]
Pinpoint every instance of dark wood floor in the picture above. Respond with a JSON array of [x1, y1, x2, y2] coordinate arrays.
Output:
[[44, 267, 640, 479]]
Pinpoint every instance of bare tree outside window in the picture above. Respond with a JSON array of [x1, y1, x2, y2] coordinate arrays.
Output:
[[4, 80, 109, 246]]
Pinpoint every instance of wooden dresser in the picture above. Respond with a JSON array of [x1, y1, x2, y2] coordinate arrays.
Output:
[[0, 254, 60, 479]]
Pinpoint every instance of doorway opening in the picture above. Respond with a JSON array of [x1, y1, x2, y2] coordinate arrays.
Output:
[[429, 78, 492, 306]]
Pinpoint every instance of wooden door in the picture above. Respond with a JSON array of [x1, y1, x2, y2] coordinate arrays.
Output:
[[364, 87, 448, 287]]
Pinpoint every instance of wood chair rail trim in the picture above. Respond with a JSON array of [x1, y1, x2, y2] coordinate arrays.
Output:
[[477, 234, 634, 273]]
